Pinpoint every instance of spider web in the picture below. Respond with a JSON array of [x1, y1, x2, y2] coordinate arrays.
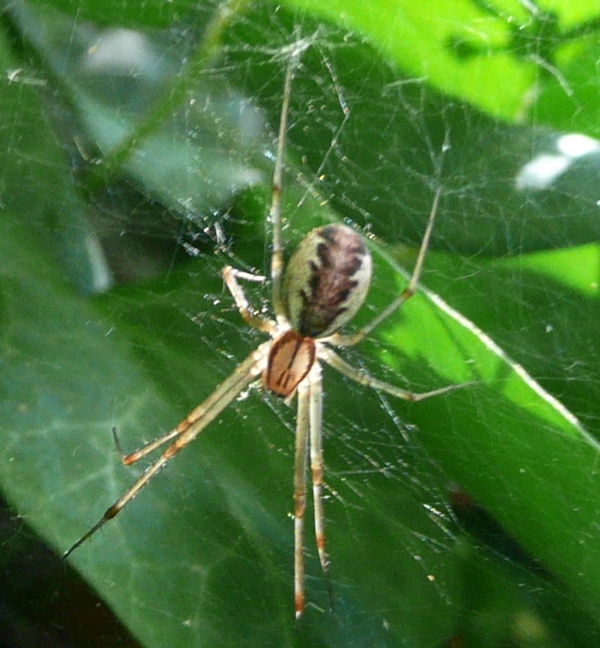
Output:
[[1, 1, 600, 647]]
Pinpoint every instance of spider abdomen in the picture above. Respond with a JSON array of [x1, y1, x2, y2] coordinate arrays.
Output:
[[283, 225, 372, 338]]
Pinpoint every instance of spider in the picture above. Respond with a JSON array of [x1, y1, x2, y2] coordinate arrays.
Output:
[[64, 46, 460, 618]]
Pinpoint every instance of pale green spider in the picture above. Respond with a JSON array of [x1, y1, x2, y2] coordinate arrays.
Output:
[[64, 45, 458, 618]]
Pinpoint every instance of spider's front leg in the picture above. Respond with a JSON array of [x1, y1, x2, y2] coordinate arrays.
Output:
[[63, 342, 270, 561], [293, 375, 310, 618], [292, 360, 331, 619]]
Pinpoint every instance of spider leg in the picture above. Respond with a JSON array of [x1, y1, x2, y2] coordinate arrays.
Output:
[[117, 265, 274, 467], [222, 266, 275, 333], [293, 374, 310, 618], [63, 342, 270, 560], [332, 186, 442, 348], [320, 346, 468, 402], [270, 59, 295, 323], [309, 362, 335, 612], [114, 427, 180, 465], [293, 362, 334, 618], [309, 363, 327, 573]]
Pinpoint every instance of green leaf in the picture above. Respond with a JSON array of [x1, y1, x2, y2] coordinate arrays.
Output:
[[286, 0, 600, 121], [2, 1, 600, 646]]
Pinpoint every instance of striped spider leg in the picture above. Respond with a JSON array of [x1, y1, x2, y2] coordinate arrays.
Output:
[[64, 51, 458, 619]]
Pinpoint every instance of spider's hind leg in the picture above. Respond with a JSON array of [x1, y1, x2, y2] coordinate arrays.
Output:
[[332, 187, 443, 348]]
